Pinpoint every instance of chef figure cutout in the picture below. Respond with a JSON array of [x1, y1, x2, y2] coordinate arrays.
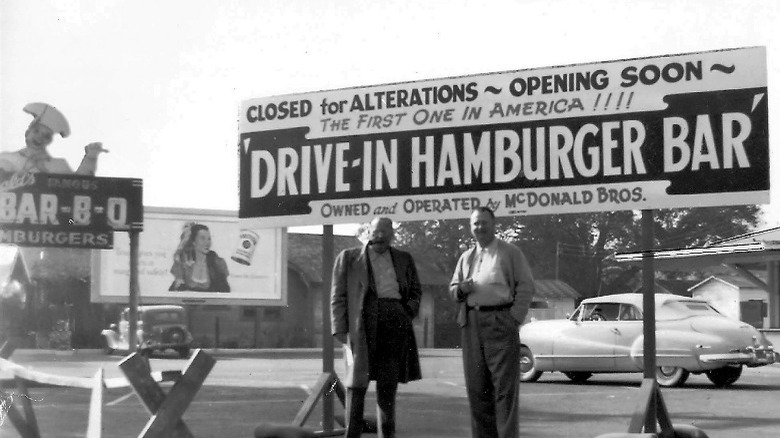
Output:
[[0, 102, 108, 175]]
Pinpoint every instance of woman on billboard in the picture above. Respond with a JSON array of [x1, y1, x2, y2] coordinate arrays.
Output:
[[169, 222, 231, 292]]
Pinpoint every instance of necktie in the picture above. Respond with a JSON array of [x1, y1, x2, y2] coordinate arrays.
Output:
[[474, 249, 484, 276]]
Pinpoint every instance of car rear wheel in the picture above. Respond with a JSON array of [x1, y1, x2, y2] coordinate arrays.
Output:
[[656, 366, 690, 387], [706, 365, 742, 387], [520, 346, 543, 382], [563, 372, 593, 383]]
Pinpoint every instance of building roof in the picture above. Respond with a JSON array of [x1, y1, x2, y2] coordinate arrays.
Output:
[[615, 241, 780, 269], [533, 279, 581, 300], [0, 245, 30, 286], [614, 226, 780, 270], [709, 225, 780, 246], [689, 275, 764, 292]]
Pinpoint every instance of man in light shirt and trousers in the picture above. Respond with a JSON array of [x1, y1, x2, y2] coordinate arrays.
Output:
[[331, 217, 422, 438], [450, 207, 535, 438]]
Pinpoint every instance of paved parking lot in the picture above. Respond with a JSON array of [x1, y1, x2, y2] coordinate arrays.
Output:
[[2, 349, 779, 437]]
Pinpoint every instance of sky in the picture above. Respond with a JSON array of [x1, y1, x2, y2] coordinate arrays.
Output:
[[1, 0, 778, 235]]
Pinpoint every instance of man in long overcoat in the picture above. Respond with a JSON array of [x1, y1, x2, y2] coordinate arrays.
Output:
[[331, 217, 422, 438]]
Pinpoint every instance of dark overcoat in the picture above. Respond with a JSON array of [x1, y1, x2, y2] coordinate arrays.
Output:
[[331, 245, 423, 388]]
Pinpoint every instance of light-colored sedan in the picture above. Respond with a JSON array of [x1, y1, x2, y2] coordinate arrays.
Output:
[[519, 293, 779, 387]]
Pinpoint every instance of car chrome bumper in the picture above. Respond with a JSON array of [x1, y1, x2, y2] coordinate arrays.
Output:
[[700, 350, 778, 366], [140, 341, 191, 350]]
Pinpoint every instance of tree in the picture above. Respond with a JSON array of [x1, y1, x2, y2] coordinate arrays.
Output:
[[393, 205, 762, 299], [652, 206, 762, 249], [394, 218, 471, 272]]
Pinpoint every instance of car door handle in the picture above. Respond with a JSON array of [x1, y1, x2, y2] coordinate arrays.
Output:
[[610, 327, 621, 334]]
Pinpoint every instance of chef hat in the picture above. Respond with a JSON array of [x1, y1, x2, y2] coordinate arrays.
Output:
[[23, 102, 71, 138]]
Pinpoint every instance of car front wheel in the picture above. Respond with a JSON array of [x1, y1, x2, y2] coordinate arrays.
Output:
[[520, 346, 543, 382], [706, 365, 742, 387], [164, 327, 187, 344], [656, 366, 690, 387]]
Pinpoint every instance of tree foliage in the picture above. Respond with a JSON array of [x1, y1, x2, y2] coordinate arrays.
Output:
[[394, 205, 762, 299]]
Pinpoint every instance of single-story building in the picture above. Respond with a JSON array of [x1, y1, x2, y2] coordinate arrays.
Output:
[[527, 279, 581, 322], [689, 274, 769, 328]]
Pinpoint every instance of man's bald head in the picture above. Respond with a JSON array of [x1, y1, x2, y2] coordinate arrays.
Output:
[[369, 217, 395, 253]]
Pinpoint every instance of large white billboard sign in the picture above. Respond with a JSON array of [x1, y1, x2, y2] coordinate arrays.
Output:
[[92, 207, 287, 306], [238, 47, 769, 227]]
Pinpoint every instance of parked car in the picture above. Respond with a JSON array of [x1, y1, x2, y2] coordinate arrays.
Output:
[[101, 305, 193, 358], [519, 293, 779, 387]]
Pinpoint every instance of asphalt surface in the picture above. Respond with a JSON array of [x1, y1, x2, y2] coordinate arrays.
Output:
[[1, 348, 779, 437]]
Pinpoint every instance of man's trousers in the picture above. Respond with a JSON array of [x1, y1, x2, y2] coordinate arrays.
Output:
[[461, 307, 521, 438], [345, 299, 409, 438]]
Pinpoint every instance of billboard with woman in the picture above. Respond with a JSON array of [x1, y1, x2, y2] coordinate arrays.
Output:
[[91, 206, 286, 305]]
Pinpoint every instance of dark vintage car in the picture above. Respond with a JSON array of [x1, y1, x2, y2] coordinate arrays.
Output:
[[101, 305, 193, 358], [519, 293, 779, 387]]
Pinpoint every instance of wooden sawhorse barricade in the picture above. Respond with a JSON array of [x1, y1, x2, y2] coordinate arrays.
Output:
[[254, 371, 376, 438], [0, 341, 214, 438], [118, 350, 215, 438], [0, 341, 112, 438], [595, 378, 709, 438]]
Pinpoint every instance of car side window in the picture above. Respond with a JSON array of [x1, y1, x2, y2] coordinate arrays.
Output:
[[618, 304, 642, 321], [582, 303, 620, 321]]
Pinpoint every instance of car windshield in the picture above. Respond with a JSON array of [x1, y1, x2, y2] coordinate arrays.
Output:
[[121, 310, 142, 321], [143, 310, 184, 324], [657, 300, 721, 320]]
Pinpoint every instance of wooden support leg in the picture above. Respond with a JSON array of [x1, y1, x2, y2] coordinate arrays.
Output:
[[2, 376, 40, 438], [291, 372, 348, 436], [86, 368, 105, 438], [293, 373, 336, 427], [119, 349, 215, 438], [0, 340, 16, 359], [5, 399, 38, 438], [16, 378, 39, 438], [628, 378, 675, 437]]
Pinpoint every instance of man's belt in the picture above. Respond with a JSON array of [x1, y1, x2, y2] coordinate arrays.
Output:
[[466, 302, 512, 312]]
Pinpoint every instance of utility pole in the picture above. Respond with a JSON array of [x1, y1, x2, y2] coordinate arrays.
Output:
[[321, 225, 335, 431], [128, 230, 140, 353], [641, 209, 657, 432]]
